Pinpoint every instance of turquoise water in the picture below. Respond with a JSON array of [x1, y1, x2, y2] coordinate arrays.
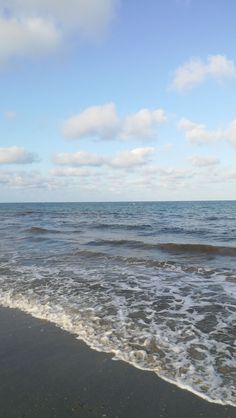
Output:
[[0, 201, 235, 405]]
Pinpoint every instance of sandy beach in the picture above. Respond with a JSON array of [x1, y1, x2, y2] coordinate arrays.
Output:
[[0, 306, 235, 418]]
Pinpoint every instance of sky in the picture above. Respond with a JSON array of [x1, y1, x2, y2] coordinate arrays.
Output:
[[0, 0, 236, 202]]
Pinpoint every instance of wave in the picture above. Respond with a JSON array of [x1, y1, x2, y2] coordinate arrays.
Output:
[[87, 239, 143, 248], [25, 227, 61, 234], [92, 223, 152, 231], [17, 211, 34, 216], [159, 243, 236, 256], [91, 223, 209, 236], [74, 249, 221, 274], [87, 239, 236, 257]]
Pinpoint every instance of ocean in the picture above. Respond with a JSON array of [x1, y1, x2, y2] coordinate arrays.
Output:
[[0, 201, 235, 407]]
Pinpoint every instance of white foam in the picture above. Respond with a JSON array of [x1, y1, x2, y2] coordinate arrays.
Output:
[[0, 260, 235, 407]]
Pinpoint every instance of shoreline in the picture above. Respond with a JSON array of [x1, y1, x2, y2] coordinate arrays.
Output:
[[0, 306, 235, 418]]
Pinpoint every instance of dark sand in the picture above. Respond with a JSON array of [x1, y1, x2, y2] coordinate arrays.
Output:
[[0, 307, 235, 418]]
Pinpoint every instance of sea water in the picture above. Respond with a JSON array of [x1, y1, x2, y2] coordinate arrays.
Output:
[[0, 201, 235, 406]]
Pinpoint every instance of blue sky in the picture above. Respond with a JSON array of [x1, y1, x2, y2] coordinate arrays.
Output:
[[0, 0, 236, 202]]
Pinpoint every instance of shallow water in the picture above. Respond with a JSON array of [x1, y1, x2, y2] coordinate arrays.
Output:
[[0, 201, 235, 406]]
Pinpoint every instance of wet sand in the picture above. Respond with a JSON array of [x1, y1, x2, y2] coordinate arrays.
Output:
[[0, 306, 235, 418]]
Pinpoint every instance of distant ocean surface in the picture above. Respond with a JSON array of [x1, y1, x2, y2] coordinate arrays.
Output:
[[0, 201, 235, 406]]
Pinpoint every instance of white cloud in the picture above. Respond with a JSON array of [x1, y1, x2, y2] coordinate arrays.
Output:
[[63, 103, 119, 140], [122, 109, 166, 139], [178, 117, 236, 147], [1, 164, 235, 199], [0, 170, 64, 189], [178, 118, 223, 144], [53, 147, 155, 170], [0, 146, 38, 164], [54, 151, 104, 167], [0, 0, 119, 63], [188, 155, 220, 167], [156, 167, 194, 181], [109, 147, 155, 168], [3, 0, 119, 36], [207, 55, 236, 79], [63, 104, 166, 141], [0, 171, 9, 184], [0, 16, 61, 63], [171, 55, 236, 92], [50, 167, 93, 177], [223, 169, 236, 180]]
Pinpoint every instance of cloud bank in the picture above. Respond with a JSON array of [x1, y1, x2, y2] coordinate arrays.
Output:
[[53, 147, 155, 170], [188, 155, 220, 167], [0, 169, 65, 190], [54, 151, 105, 167]]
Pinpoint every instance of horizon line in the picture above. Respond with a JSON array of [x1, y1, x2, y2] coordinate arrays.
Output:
[[0, 199, 235, 204]]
